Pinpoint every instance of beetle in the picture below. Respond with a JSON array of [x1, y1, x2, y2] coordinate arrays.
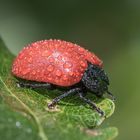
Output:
[[12, 39, 115, 116]]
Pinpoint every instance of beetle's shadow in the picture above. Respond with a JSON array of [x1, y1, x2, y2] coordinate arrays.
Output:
[[33, 87, 102, 107], [16, 78, 103, 107], [33, 88, 80, 106]]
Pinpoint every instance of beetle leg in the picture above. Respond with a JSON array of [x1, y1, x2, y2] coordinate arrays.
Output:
[[107, 91, 116, 101], [17, 81, 53, 89], [48, 88, 81, 108], [78, 92, 104, 116]]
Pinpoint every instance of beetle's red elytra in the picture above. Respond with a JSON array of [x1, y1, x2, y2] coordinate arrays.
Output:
[[12, 39, 102, 86], [12, 39, 114, 116]]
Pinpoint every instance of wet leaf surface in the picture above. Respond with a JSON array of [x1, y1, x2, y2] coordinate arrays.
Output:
[[0, 38, 118, 140]]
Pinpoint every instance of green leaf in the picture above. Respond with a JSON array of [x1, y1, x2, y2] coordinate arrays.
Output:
[[0, 37, 118, 140]]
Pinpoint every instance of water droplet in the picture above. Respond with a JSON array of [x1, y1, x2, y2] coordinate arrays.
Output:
[[23, 47, 26, 50], [37, 69, 40, 73], [55, 69, 62, 76], [80, 54, 85, 58], [75, 71, 80, 77], [35, 46, 39, 49], [19, 53, 24, 59], [78, 47, 85, 53], [74, 78, 77, 82], [47, 65, 54, 72], [14, 67, 18, 73], [32, 70, 36, 75], [68, 71, 74, 76], [63, 62, 72, 68], [65, 52, 72, 57], [49, 57, 55, 63], [42, 50, 51, 57], [58, 55, 63, 60], [47, 75, 52, 80], [55, 43, 58, 47], [80, 67, 85, 72], [52, 52, 60, 57], [28, 57, 32, 63], [26, 128, 32, 133], [29, 51, 33, 55], [80, 61, 87, 68], [62, 75, 68, 80], [60, 44, 66, 50], [55, 77, 60, 83], [18, 67, 22, 73], [16, 121, 21, 128], [22, 68, 31, 75], [75, 55, 80, 60]]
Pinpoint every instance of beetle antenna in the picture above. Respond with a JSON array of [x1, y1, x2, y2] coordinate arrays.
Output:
[[107, 91, 116, 101]]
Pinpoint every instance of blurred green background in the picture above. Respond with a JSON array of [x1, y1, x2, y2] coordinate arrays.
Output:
[[0, 0, 140, 139]]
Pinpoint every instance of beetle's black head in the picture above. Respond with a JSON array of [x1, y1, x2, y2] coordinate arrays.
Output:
[[82, 63, 110, 97]]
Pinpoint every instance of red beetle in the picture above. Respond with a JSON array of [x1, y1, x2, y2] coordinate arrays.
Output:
[[12, 39, 114, 116]]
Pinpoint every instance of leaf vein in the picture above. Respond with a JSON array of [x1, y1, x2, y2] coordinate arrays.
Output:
[[0, 76, 48, 140]]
